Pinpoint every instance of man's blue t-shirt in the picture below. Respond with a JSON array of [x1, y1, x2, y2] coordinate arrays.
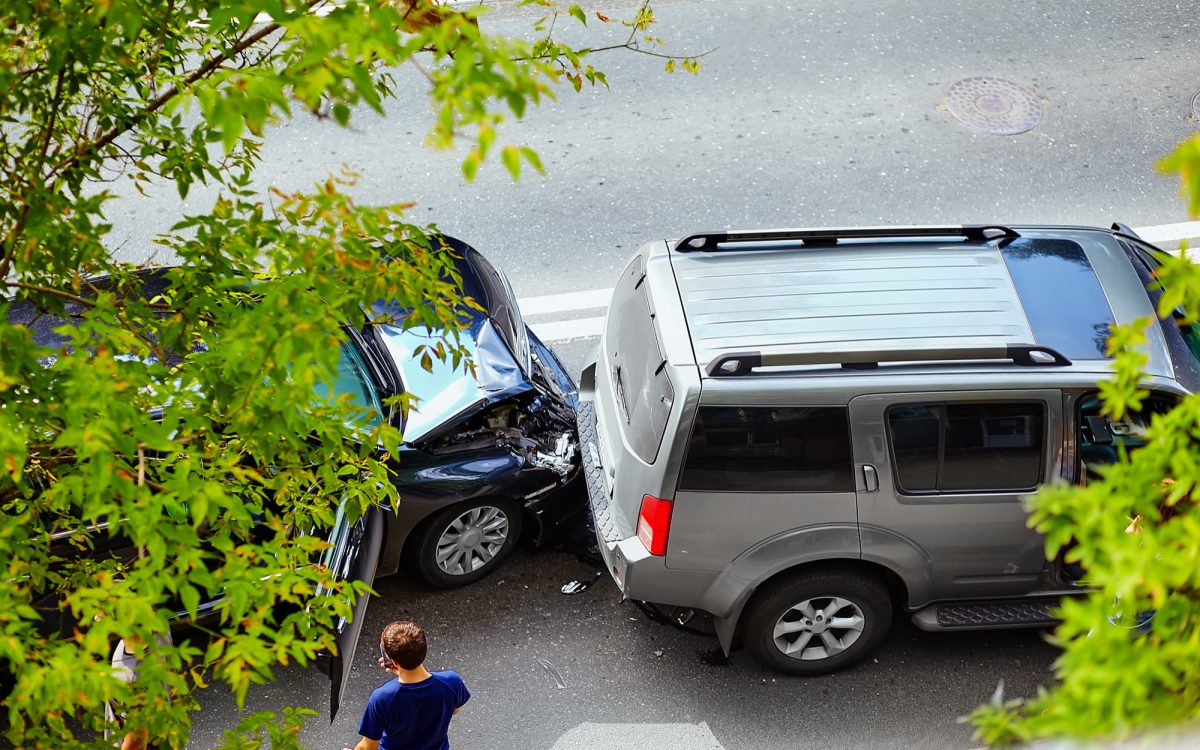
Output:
[[358, 670, 470, 750]]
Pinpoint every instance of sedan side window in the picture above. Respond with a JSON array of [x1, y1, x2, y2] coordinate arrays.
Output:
[[887, 402, 1045, 494], [312, 342, 385, 431]]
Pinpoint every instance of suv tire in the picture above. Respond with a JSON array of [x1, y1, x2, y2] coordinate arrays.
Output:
[[415, 499, 523, 588], [744, 569, 892, 675]]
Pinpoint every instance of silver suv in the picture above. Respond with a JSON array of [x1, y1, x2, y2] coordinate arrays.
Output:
[[578, 224, 1199, 675]]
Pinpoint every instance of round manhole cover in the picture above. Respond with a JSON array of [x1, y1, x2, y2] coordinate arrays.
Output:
[[942, 77, 1043, 135]]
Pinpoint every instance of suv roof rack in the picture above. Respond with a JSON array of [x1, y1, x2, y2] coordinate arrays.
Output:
[[706, 344, 1071, 376], [675, 225, 1020, 252]]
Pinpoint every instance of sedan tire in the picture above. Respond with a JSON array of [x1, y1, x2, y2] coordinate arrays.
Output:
[[744, 568, 892, 675], [415, 499, 523, 588]]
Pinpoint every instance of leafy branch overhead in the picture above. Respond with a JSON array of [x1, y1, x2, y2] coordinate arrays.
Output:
[[0, 1, 694, 748], [967, 137, 1200, 745]]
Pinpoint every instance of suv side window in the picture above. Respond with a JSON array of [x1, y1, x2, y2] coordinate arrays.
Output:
[[679, 406, 853, 492], [1077, 390, 1175, 482], [887, 402, 1045, 494]]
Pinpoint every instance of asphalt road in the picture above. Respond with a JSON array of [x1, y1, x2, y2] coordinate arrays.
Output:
[[110, 0, 1200, 294], [188, 540, 1059, 750], [94, 0, 1200, 746]]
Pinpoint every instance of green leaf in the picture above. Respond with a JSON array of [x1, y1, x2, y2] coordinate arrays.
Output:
[[505, 92, 527, 119], [501, 146, 522, 180], [180, 585, 200, 619], [462, 150, 481, 181], [220, 105, 245, 153], [568, 4, 587, 25], [520, 146, 544, 175], [478, 126, 496, 160]]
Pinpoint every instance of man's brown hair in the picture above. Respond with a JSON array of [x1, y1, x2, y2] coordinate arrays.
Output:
[[381, 620, 427, 670]]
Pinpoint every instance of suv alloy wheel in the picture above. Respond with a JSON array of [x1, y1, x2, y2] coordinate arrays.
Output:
[[744, 569, 892, 675]]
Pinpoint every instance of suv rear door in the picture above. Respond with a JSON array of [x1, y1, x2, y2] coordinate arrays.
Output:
[[666, 404, 859, 572], [849, 390, 1060, 603]]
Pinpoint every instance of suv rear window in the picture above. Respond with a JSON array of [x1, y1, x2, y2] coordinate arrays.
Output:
[[679, 406, 853, 492], [606, 256, 674, 463], [887, 402, 1045, 493]]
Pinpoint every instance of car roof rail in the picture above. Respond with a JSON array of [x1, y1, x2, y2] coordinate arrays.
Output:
[[674, 225, 1021, 252], [705, 344, 1072, 376]]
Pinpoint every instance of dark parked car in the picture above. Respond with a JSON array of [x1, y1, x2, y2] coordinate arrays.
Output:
[[361, 237, 583, 588], [4, 236, 582, 716]]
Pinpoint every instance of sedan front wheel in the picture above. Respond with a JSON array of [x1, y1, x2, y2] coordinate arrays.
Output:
[[415, 499, 523, 588]]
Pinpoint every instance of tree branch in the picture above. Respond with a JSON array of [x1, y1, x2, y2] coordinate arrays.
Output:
[[0, 66, 68, 281], [47, 1, 323, 196], [82, 23, 286, 165]]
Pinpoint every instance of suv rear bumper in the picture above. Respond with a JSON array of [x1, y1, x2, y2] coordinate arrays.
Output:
[[577, 397, 730, 611]]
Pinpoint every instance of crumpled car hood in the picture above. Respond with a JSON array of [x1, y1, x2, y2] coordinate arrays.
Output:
[[374, 318, 534, 443]]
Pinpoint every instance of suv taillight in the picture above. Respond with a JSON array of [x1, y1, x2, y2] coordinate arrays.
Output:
[[636, 494, 673, 556]]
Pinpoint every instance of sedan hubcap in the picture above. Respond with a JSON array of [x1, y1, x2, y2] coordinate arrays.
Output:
[[435, 506, 510, 576], [772, 596, 866, 661]]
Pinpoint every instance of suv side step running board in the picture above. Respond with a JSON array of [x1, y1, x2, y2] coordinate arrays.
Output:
[[911, 598, 1062, 631]]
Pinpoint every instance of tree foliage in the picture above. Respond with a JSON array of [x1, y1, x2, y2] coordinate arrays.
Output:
[[969, 137, 1200, 744], [0, 1, 696, 747]]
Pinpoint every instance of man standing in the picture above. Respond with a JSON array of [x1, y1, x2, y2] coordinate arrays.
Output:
[[345, 620, 470, 750]]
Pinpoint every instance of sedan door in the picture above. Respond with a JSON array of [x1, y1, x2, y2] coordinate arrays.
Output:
[[315, 504, 384, 720]]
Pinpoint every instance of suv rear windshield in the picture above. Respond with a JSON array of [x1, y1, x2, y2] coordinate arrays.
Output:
[[679, 406, 853, 492], [887, 401, 1045, 494], [606, 256, 674, 463]]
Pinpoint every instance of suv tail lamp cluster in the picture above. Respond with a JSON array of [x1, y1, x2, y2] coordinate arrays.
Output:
[[636, 494, 673, 556]]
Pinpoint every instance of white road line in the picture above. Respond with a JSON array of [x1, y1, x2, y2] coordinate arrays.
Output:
[[519, 287, 612, 316], [529, 316, 606, 343], [1129, 221, 1200, 243], [520, 221, 1200, 342]]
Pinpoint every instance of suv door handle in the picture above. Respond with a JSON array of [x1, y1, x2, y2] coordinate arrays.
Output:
[[860, 464, 879, 492]]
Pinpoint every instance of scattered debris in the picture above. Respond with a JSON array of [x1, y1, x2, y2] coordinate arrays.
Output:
[[560, 570, 603, 596], [537, 657, 567, 690], [633, 600, 715, 636]]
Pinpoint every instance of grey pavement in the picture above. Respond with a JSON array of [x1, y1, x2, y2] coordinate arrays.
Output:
[[107, 0, 1200, 302], [188, 546, 1058, 750]]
